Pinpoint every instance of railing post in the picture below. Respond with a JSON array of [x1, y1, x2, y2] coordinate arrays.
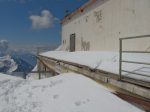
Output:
[[119, 38, 122, 80], [37, 47, 41, 79]]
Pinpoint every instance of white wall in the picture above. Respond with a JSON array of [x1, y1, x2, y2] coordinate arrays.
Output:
[[61, 0, 150, 51]]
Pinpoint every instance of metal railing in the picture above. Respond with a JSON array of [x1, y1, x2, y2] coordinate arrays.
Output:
[[1, 71, 54, 79], [119, 35, 150, 82]]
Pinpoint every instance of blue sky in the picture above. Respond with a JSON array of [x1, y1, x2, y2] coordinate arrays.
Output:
[[0, 0, 88, 47]]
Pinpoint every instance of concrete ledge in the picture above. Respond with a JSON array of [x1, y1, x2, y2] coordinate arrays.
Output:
[[38, 56, 150, 100], [108, 78, 150, 99]]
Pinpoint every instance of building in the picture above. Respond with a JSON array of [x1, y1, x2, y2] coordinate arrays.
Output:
[[60, 0, 150, 51], [36, 0, 150, 100]]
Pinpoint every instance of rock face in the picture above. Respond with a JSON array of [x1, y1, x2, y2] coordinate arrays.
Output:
[[11, 52, 36, 73]]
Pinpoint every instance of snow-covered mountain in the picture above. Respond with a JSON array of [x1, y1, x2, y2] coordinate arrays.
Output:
[[0, 51, 37, 78], [0, 40, 37, 77], [0, 55, 18, 73], [11, 51, 37, 73]]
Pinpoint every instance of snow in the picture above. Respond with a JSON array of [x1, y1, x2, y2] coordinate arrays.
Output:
[[27, 65, 39, 80], [27, 65, 53, 80], [32, 65, 38, 71], [0, 55, 18, 73], [0, 73, 145, 112], [40, 51, 150, 82], [55, 45, 63, 51]]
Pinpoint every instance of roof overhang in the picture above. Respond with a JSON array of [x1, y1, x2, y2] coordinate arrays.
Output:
[[60, 0, 97, 25]]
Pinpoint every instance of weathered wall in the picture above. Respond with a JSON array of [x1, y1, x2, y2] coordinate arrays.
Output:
[[61, 0, 150, 51]]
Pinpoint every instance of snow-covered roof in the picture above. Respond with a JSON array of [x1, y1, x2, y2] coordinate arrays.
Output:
[[40, 51, 150, 82], [0, 73, 144, 112]]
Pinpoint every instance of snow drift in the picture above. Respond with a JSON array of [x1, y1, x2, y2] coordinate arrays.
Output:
[[40, 51, 150, 82], [0, 73, 144, 112]]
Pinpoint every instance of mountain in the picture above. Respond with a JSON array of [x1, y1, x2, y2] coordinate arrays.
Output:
[[0, 55, 18, 73], [11, 51, 37, 73], [11, 51, 37, 78], [0, 51, 37, 78]]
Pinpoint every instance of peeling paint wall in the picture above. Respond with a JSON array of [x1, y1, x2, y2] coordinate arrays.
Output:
[[81, 37, 90, 51], [61, 0, 150, 51]]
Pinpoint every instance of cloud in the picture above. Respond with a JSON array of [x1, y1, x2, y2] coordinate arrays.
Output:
[[0, 40, 9, 54], [29, 10, 58, 30]]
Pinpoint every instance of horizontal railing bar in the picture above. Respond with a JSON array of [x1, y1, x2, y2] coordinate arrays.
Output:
[[4, 71, 52, 74], [122, 70, 150, 77], [120, 35, 150, 40], [29, 71, 52, 73], [122, 51, 150, 53], [122, 60, 150, 65]]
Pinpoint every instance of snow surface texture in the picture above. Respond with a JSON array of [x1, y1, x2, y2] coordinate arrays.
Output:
[[0, 73, 144, 112], [40, 51, 150, 82]]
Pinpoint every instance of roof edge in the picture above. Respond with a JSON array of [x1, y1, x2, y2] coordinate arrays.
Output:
[[60, 0, 97, 25]]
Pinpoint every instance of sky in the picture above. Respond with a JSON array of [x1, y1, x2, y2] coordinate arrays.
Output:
[[0, 0, 88, 48]]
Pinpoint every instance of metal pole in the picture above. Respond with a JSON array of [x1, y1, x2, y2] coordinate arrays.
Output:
[[38, 64, 41, 79], [37, 47, 41, 79], [119, 39, 122, 80], [121, 34, 150, 40], [44, 66, 46, 78], [23, 72, 26, 79]]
